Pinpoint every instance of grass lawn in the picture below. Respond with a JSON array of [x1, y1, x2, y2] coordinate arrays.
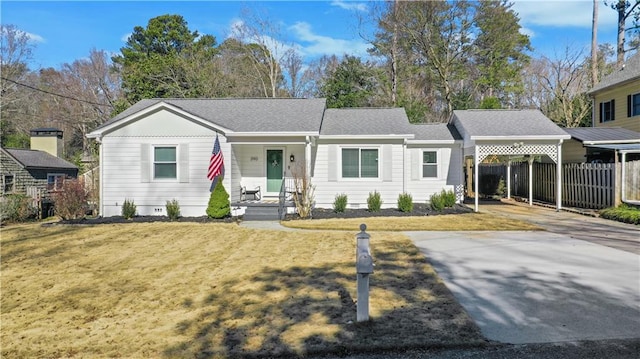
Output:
[[282, 212, 542, 231], [1, 221, 486, 358]]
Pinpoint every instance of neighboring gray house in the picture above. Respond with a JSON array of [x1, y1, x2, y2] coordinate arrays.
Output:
[[0, 148, 78, 195], [87, 99, 571, 217]]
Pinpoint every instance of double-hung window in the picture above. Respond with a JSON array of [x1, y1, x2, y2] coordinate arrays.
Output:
[[47, 174, 65, 191], [154, 146, 177, 179], [628, 93, 640, 117], [600, 100, 615, 122], [3, 174, 15, 193], [342, 148, 378, 178], [422, 151, 438, 178]]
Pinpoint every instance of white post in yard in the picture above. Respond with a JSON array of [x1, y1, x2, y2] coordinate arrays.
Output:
[[528, 156, 534, 206], [621, 151, 627, 203], [356, 224, 373, 322]]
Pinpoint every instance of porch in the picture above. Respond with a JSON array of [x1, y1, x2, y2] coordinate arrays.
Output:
[[231, 178, 301, 220]]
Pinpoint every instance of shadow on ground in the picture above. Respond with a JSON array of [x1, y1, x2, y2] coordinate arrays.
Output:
[[163, 239, 487, 358]]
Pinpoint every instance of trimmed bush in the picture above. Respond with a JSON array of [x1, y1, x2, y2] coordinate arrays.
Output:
[[429, 189, 456, 212], [599, 204, 640, 225], [367, 190, 382, 212], [52, 179, 88, 220], [122, 199, 137, 219], [0, 194, 37, 223], [206, 180, 230, 219], [333, 193, 348, 213], [166, 199, 181, 220], [442, 189, 457, 207], [429, 192, 445, 211], [397, 192, 413, 212]]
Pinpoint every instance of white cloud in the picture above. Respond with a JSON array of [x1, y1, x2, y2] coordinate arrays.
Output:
[[511, 0, 617, 28], [288, 21, 370, 59], [25, 31, 45, 43], [520, 26, 535, 38], [330, 0, 368, 12], [121, 33, 131, 43]]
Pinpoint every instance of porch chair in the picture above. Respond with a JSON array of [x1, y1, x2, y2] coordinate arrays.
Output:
[[241, 185, 261, 201]]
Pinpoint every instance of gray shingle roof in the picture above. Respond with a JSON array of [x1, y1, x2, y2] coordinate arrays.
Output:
[[95, 98, 327, 133], [589, 52, 640, 94], [410, 123, 462, 141], [452, 109, 570, 138], [564, 127, 640, 143], [320, 108, 414, 136], [3, 148, 78, 169]]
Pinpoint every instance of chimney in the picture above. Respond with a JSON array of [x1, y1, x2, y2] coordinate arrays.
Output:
[[30, 128, 64, 157]]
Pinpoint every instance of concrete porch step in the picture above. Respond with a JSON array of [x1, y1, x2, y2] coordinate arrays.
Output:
[[243, 205, 280, 221]]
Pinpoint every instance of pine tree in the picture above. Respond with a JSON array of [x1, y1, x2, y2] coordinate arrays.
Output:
[[206, 180, 230, 219]]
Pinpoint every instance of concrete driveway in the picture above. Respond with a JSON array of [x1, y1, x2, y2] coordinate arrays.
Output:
[[406, 204, 640, 345]]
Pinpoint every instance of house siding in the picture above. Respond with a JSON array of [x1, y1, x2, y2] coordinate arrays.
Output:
[[0, 150, 78, 195], [312, 139, 461, 209], [562, 139, 587, 163], [100, 110, 229, 216], [405, 145, 463, 203], [593, 81, 640, 132]]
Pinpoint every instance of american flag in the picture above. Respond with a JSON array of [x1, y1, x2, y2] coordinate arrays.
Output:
[[207, 135, 224, 182]]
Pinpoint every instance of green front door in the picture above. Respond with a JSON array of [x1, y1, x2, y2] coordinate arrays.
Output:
[[266, 149, 283, 193]]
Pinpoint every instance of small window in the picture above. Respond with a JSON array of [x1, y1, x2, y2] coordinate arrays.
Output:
[[600, 100, 615, 122], [4, 175, 15, 193], [154, 146, 177, 179], [341, 148, 378, 178], [47, 174, 65, 191], [629, 93, 640, 117], [422, 151, 438, 178]]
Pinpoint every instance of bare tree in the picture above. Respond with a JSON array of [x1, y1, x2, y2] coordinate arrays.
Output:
[[538, 48, 592, 128], [591, 0, 599, 87], [231, 7, 291, 97], [607, 0, 640, 67]]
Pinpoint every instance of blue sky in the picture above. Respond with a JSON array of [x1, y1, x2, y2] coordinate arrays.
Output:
[[0, 1, 623, 70]]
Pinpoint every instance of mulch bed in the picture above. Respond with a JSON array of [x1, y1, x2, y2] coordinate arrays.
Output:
[[56, 203, 473, 225]]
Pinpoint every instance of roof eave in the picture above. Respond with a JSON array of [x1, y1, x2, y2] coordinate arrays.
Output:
[[319, 134, 415, 140]]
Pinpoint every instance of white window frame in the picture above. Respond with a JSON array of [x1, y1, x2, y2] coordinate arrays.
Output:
[[421, 150, 439, 179], [47, 173, 66, 191], [601, 100, 615, 122], [153, 145, 178, 180], [340, 147, 380, 180]]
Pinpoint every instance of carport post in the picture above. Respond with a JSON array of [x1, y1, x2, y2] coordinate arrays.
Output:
[[528, 156, 533, 206], [507, 158, 511, 199], [556, 140, 562, 211], [474, 146, 479, 212]]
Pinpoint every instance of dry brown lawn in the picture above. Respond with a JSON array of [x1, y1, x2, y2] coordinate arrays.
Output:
[[1, 222, 485, 358], [282, 212, 542, 231]]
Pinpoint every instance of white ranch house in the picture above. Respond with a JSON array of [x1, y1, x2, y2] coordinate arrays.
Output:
[[87, 98, 569, 218]]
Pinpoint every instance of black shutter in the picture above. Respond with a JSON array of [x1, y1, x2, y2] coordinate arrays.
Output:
[[628, 95, 632, 117], [611, 99, 615, 121], [599, 102, 604, 123]]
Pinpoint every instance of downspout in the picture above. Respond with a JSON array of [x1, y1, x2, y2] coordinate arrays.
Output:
[[305, 136, 311, 181], [96, 136, 104, 217]]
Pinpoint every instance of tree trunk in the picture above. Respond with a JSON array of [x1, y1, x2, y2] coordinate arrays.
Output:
[[591, 0, 599, 87], [616, 0, 626, 68], [391, 0, 398, 106]]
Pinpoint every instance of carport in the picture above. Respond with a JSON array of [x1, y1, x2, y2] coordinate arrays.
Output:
[[451, 110, 571, 212]]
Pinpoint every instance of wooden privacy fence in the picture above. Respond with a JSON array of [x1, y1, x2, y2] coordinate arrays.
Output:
[[479, 161, 640, 210]]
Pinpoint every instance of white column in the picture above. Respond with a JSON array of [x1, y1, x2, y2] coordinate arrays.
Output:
[[621, 151, 627, 203], [474, 146, 479, 212], [528, 156, 533, 206], [556, 140, 563, 211], [305, 137, 311, 180], [507, 158, 512, 199]]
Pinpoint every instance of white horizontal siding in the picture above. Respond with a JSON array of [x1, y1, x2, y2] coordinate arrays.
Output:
[[405, 145, 463, 204], [312, 142, 404, 209], [101, 134, 231, 217]]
